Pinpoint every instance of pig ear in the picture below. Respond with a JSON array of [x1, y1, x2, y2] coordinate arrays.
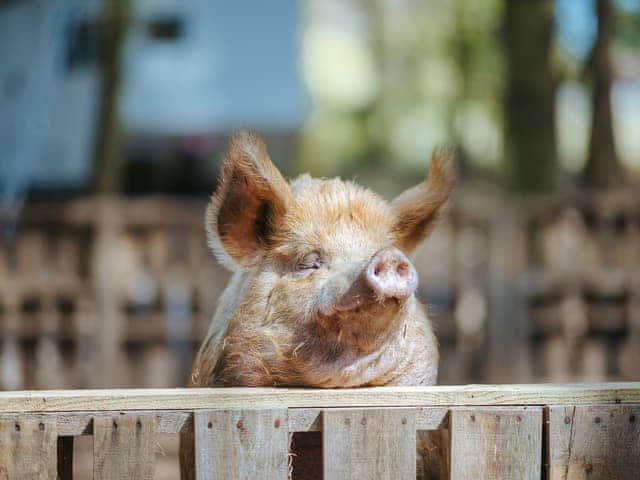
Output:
[[206, 131, 293, 269], [391, 149, 455, 253]]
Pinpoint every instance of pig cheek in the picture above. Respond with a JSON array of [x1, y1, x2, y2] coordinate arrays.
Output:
[[270, 276, 319, 322], [307, 271, 341, 317]]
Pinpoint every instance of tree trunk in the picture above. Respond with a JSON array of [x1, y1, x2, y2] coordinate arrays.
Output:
[[503, 0, 557, 193], [91, 0, 129, 194], [582, 0, 624, 189]]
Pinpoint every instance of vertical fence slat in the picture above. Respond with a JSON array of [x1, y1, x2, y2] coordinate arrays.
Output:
[[548, 405, 640, 479], [0, 416, 57, 479], [57, 436, 74, 480], [450, 407, 542, 480], [323, 408, 416, 480], [93, 414, 155, 480], [194, 409, 289, 480]]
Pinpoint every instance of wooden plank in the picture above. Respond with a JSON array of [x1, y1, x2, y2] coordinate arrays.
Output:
[[548, 405, 640, 479], [8, 407, 445, 436], [289, 408, 322, 432], [57, 436, 74, 480], [290, 406, 447, 432], [194, 409, 289, 480], [0, 416, 57, 479], [93, 415, 155, 480], [416, 406, 449, 429], [92, 201, 125, 387], [323, 408, 416, 480], [0, 383, 638, 412], [52, 410, 192, 435], [450, 407, 542, 479]]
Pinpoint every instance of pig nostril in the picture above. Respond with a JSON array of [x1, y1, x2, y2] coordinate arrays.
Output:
[[396, 263, 409, 278], [373, 262, 383, 276]]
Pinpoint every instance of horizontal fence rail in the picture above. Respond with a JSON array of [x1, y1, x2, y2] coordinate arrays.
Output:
[[0, 383, 638, 479], [1, 383, 640, 412]]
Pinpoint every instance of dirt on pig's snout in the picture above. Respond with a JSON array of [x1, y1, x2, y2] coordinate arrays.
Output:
[[180, 130, 455, 480]]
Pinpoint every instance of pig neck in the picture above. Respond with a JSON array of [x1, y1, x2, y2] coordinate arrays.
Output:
[[290, 296, 426, 387], [310, 301, 407, 355]]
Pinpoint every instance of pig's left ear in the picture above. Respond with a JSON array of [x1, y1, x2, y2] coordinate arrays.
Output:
[[206, 131, 293, 269], [391, 149, 455, 253]]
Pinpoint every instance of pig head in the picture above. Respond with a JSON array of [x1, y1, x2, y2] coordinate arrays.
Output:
[[181, 131, 454, 479]]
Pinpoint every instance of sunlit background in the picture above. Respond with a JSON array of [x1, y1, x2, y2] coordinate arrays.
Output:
[[1, 0, 639, 388]]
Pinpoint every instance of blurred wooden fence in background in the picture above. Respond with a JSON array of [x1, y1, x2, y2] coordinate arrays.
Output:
[[0, 192, 639, 390], [0, 197, 228, 390]]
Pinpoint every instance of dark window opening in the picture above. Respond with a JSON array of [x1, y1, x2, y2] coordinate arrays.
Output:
[[147, 16, 185, 41]]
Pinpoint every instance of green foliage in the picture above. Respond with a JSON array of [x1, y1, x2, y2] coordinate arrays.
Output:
[[299, 0, 640, 190]]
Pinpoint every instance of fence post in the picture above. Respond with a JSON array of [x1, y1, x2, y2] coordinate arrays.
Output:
[[450, 407, 542, 479], [323, 408, 416, 480], [194, 409, 289, 479], [0, 416, 57, 479], [93, 414, 155, 479], [547, 405, 640, 479], [487, 212, 531, 382]]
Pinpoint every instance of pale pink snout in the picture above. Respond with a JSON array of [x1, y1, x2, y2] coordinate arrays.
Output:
[[365, 247, 418, 300]]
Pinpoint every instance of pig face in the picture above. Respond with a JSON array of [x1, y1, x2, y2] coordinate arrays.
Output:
[[204, 131, 454, 365]]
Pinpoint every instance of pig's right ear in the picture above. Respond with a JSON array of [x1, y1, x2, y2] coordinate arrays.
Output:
[[390, 149, 455, 253], [205, 131, 293, 269]]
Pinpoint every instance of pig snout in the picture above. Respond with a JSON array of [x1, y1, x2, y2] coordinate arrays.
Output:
[[365, 247, 417, 300], [322, 247, 418, 315]]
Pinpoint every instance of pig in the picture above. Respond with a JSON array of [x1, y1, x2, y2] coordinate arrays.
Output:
[[180, 130, 454, 480]]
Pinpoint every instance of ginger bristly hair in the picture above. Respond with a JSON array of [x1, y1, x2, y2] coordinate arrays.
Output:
[[206, 131, 455, 267], [390, 148, 456, 253]]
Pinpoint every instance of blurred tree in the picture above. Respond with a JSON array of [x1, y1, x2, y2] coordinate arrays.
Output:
[[582, 0, 624, 188], [503, 0, 557, 193], [91, 0, 129, 194], [449, 0, 503, 174]]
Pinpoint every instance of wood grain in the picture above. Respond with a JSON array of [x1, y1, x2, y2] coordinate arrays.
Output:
[[194, 409, 289, 480], [93, 414, 155, 480], [55, 410, 192, 435], [3, 407, 445, 436], [450, 407, 542, 479], [0, 383, 638, 413], [291, 406, 447, 433], [323, 408, 416, 480], [0, 416, 57, 479], [547, 405, 640, 479]]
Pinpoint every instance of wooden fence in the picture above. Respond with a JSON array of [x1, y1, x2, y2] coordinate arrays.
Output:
[[0, 383, 638, 479], [1, 193, 639, 391], [0, 197, 228, 390]]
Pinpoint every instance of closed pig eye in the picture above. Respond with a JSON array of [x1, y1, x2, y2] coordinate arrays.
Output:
[[294, 252, 323, 273]]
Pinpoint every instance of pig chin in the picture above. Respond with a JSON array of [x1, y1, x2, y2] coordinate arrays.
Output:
[[311, 292, 409, 357], [318, 288, 409, 319]]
